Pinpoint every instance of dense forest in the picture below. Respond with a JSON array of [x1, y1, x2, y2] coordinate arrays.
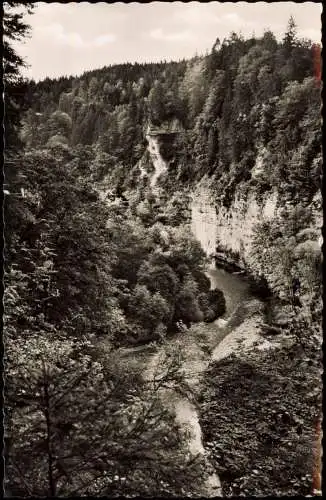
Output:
[[4, 3, 322, 497]]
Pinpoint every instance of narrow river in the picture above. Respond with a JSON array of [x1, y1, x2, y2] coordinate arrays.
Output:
[[136, 261, 253, 497], [138, 263, 252, 497], [207, 265, 249, 316]]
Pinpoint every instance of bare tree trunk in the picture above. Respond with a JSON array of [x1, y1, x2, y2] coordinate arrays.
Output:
[[42, 362, 56, 497], [312, 416, 322, 494]]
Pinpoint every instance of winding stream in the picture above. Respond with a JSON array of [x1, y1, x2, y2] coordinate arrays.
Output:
[[139, 265, 252, 497]]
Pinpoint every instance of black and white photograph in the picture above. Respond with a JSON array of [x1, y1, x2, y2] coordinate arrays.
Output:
[[3, 1, 323, 497]]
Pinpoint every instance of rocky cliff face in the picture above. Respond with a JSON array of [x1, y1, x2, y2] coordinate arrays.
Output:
[[190, 175, 322, 294], [191, 176, 277, 263], [191, 185, 218, 260], [146, 135, 168, 192]]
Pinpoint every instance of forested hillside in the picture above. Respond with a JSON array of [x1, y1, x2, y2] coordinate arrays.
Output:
[[22, 19, 321, 197], [4, 4, 322, 496]]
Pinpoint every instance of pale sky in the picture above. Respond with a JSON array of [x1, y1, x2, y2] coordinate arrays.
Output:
[[12, 1, 322, 82]]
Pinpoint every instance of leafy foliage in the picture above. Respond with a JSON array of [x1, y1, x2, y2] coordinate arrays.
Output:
[[6, 334, 207, 496], [199, 326, 322, 497], [3, 2, 34, 152], [250, 199, 322, 300]]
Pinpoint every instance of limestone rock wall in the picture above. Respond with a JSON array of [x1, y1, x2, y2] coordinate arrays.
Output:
[[190, 176, 278, 268]]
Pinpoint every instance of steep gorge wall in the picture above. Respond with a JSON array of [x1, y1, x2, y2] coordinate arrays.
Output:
[[191, 186, 218, 259], [191, 177, 277, 264], [190, 176, 322, 293]]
